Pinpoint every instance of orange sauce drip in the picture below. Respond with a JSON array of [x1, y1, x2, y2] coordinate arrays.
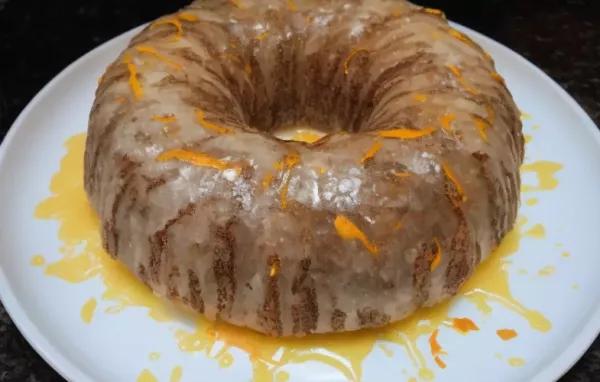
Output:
[[448, 29, 474, 46], [152, 114, 177, 123], [360, 141, 382, 164], [135, 46, 183, 70], [447, 64, 462, 77], [431, 238, 442, 271], [262, 173, 274, 190], [344, 48, 368, 74], [151, 18, 184, 42], [256, 32, 269, 40], [196, 110, 233, 134], [496, 329, 518, 341], [290, 130, 323, 143], [491, 72, 506, 86], [178, 13, 198, 22], [156, 149, 236, 172], [452, 318, 479, 333], [441, 161, 465, 201], [413, 94, 427, 102], [123, 54, 143, 100], [440, 114, 455, 132], [395, 172, 412, 178], [377, 126, 437, 139], [334, 215, 378, 255], [472, 114, 491, 142]]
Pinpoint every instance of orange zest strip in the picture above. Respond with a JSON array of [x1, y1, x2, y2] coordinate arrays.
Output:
[[123, 54, 143, 100], [334, 215, 378, 255], [452, 318, 479, 333], [458, 77, 480, 94], [424, 8, 445, 18], [491, 72, 506, 86], [413, 94, 427, 102], [447, 64, 462, 77], [135, 46, 183, 70], [471, 114, 491, 142], [178, 13, 198, 22], [483, 50, 493, 61], [441, 161, 465, 201], [496, 329, 518, 341], [280, 177, 292, 208], [156, 149, 235, 171], [377, 125, 437, 139], [429, 329, 447, 356], [395, 171, 412, 178], [152, 114, 177, 123], [196, 110, 233, 134], [431, 237, 442, 271], [360, 141, 382, 164], [269, 262, 279, 277], [151, 18, 184, 42], [487, 104, 495, 123], [440, 114, 456, 132], [286, 0, 297, 11], [449, 29, 474, 46], [262, 173, 274, 190], [435, 356, 447, 369], [344, 48, 368, 74], [256, 32, 269, 40]]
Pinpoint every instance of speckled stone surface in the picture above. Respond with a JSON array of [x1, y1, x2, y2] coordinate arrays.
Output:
[[0, 0, 599, 381]]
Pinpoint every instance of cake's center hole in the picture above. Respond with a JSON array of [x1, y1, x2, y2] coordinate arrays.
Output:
[[272, 126, 327, 144]]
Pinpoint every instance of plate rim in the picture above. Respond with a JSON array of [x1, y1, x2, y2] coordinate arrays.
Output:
[[0, 21, 599, 382]]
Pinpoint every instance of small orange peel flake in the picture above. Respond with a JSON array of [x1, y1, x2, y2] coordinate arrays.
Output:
[[471, 114, 491, 142], [360, 141, 382, 164], [152, 114, 177, 123], [178, 13, 198, 22], [334, 215, 378, 255], [440, 114, 456, 132], [377, 126, 437, 140], [429, 329, 446, 356], [452, 317, 479, 333], [496, 329, 518, 341]]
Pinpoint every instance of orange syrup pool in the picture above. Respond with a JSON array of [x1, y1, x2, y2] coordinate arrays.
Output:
[[33, 132, 562, 381]]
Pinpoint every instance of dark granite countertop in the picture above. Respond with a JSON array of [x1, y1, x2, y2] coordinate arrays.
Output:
[[0, 0, 599, 380]]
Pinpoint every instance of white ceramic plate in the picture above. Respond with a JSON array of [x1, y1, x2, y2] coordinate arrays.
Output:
[[1, 21, 600, 382]]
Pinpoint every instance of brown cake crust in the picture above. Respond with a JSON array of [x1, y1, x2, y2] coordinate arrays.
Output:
[[84, 0, 524, 336]]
